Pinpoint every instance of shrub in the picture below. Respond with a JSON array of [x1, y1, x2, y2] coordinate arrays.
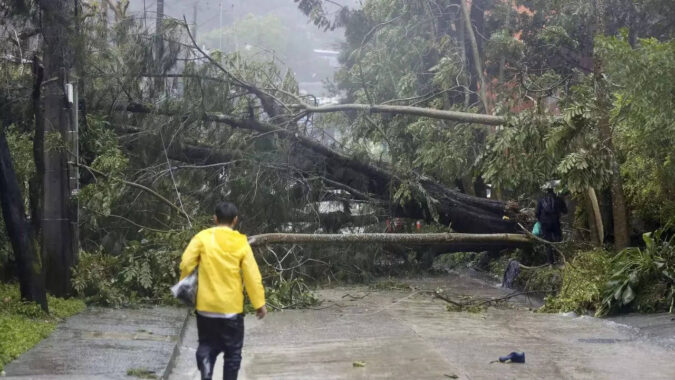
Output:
[[597, 227, 674, 315], [540, 249, 610, 314], [72, 245, 181, 307]]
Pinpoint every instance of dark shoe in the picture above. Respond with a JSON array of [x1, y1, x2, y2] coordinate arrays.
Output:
[[499, 352, 525, 363]]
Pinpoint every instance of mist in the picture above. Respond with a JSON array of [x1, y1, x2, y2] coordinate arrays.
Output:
[[125, 0, 360, 95]]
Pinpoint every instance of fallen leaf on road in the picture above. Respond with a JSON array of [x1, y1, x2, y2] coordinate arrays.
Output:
[[353, 361, 366, 368]]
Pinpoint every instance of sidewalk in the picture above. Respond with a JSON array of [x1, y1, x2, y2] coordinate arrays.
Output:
[[3, 306, 188, 379]]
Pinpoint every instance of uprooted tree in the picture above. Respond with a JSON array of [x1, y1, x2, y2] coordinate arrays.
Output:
[[1, 0, 673, 306], [119, 100, 521, 234]]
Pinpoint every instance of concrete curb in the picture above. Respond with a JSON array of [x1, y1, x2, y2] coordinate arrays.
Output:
[[161, 308, 193, 380]]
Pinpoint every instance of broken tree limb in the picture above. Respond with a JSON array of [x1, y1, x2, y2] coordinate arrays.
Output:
[[76, 162, 189, 220], [248, 232, 532, 246], [293, 103, 504, 126], [182, 17, 285, 117], [428, 289, 545, 311]]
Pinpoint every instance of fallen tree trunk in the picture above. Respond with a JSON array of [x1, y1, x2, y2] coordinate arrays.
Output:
[[249, 232, 531, 246], [118, 103, 521, 233]]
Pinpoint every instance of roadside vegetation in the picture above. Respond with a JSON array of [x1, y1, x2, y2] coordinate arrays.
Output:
[[435, 225, 674, 316], [0, 283, 85, 372]]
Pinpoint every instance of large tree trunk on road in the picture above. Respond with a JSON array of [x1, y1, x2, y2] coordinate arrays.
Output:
[[249, 232, 531, 247]]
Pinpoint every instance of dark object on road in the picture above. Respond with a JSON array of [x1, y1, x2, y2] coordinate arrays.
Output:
[[499, 352, 525, 363], [501, 259, 521, 289]]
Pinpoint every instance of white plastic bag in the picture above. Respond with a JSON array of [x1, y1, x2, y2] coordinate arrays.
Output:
[[171, 267, 198, 306]]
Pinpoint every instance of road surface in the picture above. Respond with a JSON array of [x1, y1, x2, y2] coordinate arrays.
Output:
[[169, 273, 675, 380]]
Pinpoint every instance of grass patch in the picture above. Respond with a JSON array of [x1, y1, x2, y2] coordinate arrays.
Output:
[[126, 367, 158, 379], [0, 283, 85, 372], [369, 278, 411, 291]]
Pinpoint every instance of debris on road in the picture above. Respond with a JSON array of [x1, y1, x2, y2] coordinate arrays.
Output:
[[497, 352, 526, 363]]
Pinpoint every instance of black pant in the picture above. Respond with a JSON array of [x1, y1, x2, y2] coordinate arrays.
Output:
[[196, 313, 245, 380], [541, 224, 562, 264]]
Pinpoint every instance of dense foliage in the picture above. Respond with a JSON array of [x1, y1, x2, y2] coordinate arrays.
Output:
[[540, 227, 674, 315], [599, 227, 675, 314], [328, 0, 674, 230]]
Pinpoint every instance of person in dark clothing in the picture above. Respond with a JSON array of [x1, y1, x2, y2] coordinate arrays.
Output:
[[536, 188, 568, 264]]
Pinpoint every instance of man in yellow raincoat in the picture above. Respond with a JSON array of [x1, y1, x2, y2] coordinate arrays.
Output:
[[180, 202, 266, 380]]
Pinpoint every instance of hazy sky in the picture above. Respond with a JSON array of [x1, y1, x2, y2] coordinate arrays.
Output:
[[126, 0, 359, 91]]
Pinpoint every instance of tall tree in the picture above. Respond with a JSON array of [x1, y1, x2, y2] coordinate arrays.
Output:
[[40, 0, 78, 296], [461, 0, 489, 113], [0, 129, 48, 311], [593, 0, 630, 249]]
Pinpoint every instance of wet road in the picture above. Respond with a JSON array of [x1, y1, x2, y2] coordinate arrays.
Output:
[[170, 273, 675, 380], [4, 307, 187, 379]]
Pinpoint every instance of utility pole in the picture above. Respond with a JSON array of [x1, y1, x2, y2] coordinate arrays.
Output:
[[40, 0, 78, 296], [67, 82, 79, 260]]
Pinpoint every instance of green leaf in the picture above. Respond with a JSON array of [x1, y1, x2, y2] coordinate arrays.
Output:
[[621, 286, 635, 305]]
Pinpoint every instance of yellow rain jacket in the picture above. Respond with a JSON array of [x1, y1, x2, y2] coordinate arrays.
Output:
[[179, 226, 265, 314]]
